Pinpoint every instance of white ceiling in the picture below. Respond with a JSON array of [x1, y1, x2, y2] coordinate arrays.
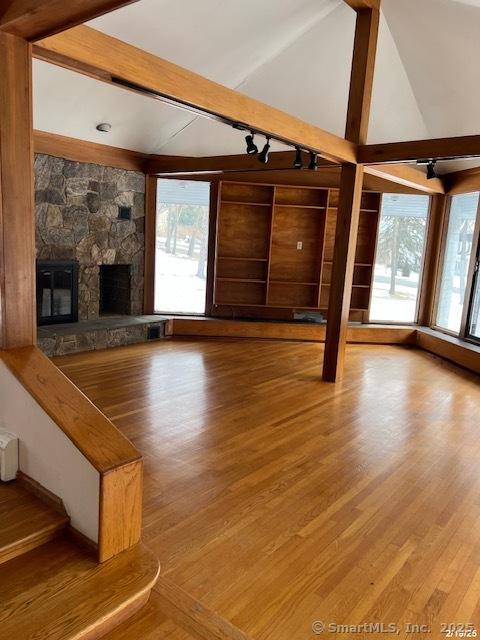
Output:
[[32, 0, 480, 171]]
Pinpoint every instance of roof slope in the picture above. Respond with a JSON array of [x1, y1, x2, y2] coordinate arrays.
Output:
[[32, 0, 480, 171]]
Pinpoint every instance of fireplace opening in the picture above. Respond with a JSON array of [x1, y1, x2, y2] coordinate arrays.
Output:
[[36, 260, 79, 325], [99, 265, 131, 316]]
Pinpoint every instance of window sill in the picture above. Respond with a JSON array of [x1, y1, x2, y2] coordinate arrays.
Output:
[[416, 327, 480, 375]]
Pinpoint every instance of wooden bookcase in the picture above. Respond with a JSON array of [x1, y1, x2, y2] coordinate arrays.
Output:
[[213, 181, 381, 321]]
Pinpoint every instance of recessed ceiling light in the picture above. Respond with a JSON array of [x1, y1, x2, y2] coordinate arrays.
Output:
[[96, 123, 111, 133]]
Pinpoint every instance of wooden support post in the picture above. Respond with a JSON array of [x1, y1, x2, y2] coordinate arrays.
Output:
[[322, 6, 380, 382], [0, 32, 36, 349], [323, 165, 364, 381]]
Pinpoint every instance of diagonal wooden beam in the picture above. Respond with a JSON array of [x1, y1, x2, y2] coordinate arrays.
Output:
[[33, 26, 357, 165], [343, 0, 381, 9], [0, 0, 140, 41], [323, 4, 380, 382], [364, 163, 444, 194], [359, 135, 480, 164]]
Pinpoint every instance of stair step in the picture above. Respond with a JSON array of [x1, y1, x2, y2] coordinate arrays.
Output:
[[0, 481, 69, 565], [0, 537, 160, 640], [101, 591, 197, 640]]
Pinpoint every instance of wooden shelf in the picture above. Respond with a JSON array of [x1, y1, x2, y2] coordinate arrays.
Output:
[[269, 281, 318, 286], [222, 200, 271, 207], [218, 257, 268, 262], [323, 261, 373, 267], [215, 180, 380, 319], [217, 278, 266, 284], [274, 204, 326, 210]]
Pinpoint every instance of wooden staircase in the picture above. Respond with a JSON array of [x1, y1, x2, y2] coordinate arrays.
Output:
[[0, 481, 159, 640]]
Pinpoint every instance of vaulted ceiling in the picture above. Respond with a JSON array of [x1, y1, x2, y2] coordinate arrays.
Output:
[[33, 0, 480, 172]]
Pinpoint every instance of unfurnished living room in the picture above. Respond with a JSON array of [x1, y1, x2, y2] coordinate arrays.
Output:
[[0, 1, 480, 639]]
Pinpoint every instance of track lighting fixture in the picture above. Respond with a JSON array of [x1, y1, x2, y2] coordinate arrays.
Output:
[[245, 131, 258, 155], [426, 160, 437, 180], [258, 137, 271, 164], [294, 147, 303, 169], [308, 151, 318, 171]]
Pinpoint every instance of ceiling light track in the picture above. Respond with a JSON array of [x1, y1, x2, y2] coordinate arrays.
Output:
[[110, 76, 326, 170]]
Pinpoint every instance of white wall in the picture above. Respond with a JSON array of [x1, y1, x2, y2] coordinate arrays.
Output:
[[0, 361, 100, 542]]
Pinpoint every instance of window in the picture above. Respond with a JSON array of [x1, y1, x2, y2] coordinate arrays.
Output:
[[369, 194, 430, 323], [468, 258, 480, 340], [435, 193, 478, 334], [154, 179, 210, 314]]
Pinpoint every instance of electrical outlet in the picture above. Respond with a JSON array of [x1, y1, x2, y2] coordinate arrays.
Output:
[[297, 241, 303, 250]]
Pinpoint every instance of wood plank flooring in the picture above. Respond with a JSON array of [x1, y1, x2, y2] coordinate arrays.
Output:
[[55, 339, 480, 639]]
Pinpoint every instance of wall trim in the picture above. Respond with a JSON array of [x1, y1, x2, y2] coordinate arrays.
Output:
[[34, 130, 148, 172]]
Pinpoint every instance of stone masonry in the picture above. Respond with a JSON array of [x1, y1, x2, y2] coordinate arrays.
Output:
[[35, 154, 145, 320]]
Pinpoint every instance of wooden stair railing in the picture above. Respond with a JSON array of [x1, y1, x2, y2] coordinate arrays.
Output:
[[0, 346, 143, 561]]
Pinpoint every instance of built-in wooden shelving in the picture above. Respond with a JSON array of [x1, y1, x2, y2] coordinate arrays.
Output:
[[214, 181, 381, 320]]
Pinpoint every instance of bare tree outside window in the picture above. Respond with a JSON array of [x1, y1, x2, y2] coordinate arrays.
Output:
[[154, 180, 210, 314], [370, 194, 429, 323]]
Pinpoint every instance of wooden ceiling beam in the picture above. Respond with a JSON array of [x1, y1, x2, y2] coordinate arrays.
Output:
[[33, 26, 357, 165], [323, 3, 380, 382], [364, 163, 444, 194], [345, 6, 380, 145], [0, 0, 140, 41], [442, 165, 480, 195], [146, 151, 334, 175], [343, 0, 381, 10], [359, 135, 480, 164], [147, 151, 442, 193]]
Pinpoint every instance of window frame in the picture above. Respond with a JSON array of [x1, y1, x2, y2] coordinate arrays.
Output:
[[152, 177, 214, 317], [462, 206, 480, 344], [431, 191, 480, 340], [368, 192, 431, 326]]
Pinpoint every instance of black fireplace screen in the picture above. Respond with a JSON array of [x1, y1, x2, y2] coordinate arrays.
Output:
[[36, 260, 79, 325]]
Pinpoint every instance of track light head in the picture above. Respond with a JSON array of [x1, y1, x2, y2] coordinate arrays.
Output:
[[308, 151, 318, 171], [258, 137, 271, 164], [426, 160, 437, 180], [293, 147, 303, 169], [245, 131, 258, 155]]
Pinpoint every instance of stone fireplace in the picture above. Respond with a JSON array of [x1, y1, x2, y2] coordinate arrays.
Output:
[[35, 154, 145, 322], [34, 154, 169, 357]]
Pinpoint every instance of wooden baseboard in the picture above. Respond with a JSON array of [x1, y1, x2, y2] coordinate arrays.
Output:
[[17, 470, 67, 516], [416, 328, 480, 376], [171, 318, 417, 345], [66, 525, 99, 557]]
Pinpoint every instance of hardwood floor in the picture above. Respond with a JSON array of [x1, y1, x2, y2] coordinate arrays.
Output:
[[55, 339, 480, 639]]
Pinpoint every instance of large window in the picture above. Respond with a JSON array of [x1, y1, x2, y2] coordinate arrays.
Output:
[[435, 193, 478, 334], [370, 194, 430, 323], [154, 179, 210, 314]]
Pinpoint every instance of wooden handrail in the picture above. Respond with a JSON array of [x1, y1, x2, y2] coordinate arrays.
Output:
[[0, 346, 140, 472], [0, 346, 143, 561]]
